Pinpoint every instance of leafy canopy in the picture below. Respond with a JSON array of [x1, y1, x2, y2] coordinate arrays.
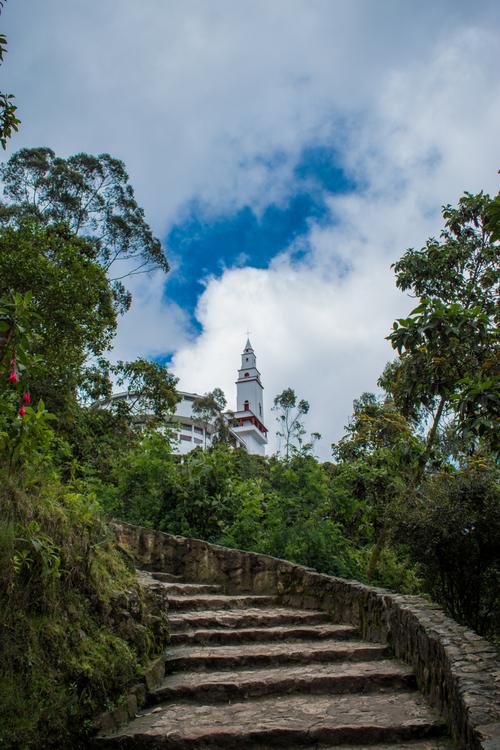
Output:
[[273, 387, 311, 459], [0, 222, 117, 417], [383, 191, 499, 457], [0, 147, 169, 310], [192, 388, 232, 447], [0, 2, 21, 151]]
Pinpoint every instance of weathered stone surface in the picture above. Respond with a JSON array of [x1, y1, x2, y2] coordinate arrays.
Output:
[[151, 582, 223, 595], [94, 567, 454, 749], [150, 572, 189, 583], [170, 621, 358, 645], [168, 606, 332, 630], [153, 659, 415, 702], [113, 522, 500, 750], [144, 654, 167, 693], [283, 743, 455, 750], [165, 638, 389, 671], [96, 690, 446, 748], [166, 593, 276, 611]]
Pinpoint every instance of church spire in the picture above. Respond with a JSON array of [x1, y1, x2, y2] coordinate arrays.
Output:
[[241, 337, 257, 370], [233, 337, 267, 455]]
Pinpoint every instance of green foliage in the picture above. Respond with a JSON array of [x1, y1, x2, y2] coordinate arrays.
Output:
[[112, 358, 180, 424], [192, 388, 232, 447], [375, 189, 500, 633], [0, 291, 168, 748], [0, 92, 20, 150], [359, 544, 424, 595], [110, 431, 178, 527], [0, 147, 168, 309], [0, 25, 21, 150], [0, 471, 168, 749], [331, 394, 424, 579], [106, 443, 363, 580], [217, 479, 266, 551], [272, 387, 318, 459], [0, 291, 58, 481], [485, 186, 500, 242], [392, 458, 500, 637], [0, 222, 117, 417], [392, 192, 498, 315], [387, 298, 498, 451], [385, 192, 499, 462], [66, 404, 137, 484], [260, 456, 360, 577]]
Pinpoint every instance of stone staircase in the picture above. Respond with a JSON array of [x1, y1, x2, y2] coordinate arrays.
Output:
[[95, 570, 453, 749]]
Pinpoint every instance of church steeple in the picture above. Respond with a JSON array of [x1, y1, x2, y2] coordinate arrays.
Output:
[[241, 338, 257, 370], [232, 338, 267, 455]]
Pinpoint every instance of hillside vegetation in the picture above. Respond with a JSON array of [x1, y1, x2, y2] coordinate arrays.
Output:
[[0, 147, 498, 748]]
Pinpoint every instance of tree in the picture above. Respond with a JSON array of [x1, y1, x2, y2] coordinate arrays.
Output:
[[0, 3, 21, 150], [112, 358, 180, 424], [272, 388, 310, 459], [0, 221, 116, 418], [0, 148, 169, 310], [485, 182, 500, 242], [383, 192, 499, 466], [392, 192, 498, 315], [331, 393, 424, 579], [393, 457, 500, 637], [192, 388, 229, 448], [69, 359, 179, 481]]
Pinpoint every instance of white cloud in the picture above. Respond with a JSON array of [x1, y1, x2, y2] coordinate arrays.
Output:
[[5, 1, 497, 228], [111, 270, 193, 363], [170, 24, 500, 458]]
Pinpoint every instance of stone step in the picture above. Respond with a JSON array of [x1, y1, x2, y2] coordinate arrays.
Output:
[[150, 572, 185, 583], [254, 742, 454, 750], [170, 622, 359, 646], [165, 639, 389, 672], [156, 583, 224, 596], [95, 690, 446, 748], [167, 594, 276, 611], [169, 607, 333, 631], [153, 659, 414, 703]]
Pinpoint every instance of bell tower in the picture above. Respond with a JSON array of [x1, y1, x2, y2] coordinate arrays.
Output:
[[232, 338, 267, 455]]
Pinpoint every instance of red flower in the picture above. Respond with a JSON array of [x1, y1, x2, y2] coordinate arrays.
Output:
[[23, 392, 31, 404], [8, 371, 18, 383], [19, 405, 26, 417]]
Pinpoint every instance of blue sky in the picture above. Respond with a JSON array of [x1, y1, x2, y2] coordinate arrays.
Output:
[[2, 0, 500, 456], [165, 147, 354, 329]]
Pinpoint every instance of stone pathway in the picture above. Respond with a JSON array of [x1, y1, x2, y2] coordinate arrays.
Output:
[[96, 571, 454, 749]]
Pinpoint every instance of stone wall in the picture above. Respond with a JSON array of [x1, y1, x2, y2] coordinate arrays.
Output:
[[113, 522, 500, 750]]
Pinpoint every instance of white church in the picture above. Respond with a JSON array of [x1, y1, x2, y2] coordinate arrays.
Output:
[[172, 339, 268, 456], [109, 339, 268, 456]]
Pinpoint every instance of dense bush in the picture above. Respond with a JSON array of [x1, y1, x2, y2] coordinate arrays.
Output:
[[394, 458, 500, 638], [0, 293, 169, 749]]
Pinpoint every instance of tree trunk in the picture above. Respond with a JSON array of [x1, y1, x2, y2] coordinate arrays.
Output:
[[416, 395, 447, 482], [366, 532, 386, 580], [0, 325, 13, 364]]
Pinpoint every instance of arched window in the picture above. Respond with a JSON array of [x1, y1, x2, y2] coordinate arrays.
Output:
[[244, 372, 249, 377], [244, 400, 250, 411]]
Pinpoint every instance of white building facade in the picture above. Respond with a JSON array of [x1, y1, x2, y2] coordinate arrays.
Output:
[[171, 391, 213, 454], [229, 338, 268, 455], [107, 339, 268, 456]]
